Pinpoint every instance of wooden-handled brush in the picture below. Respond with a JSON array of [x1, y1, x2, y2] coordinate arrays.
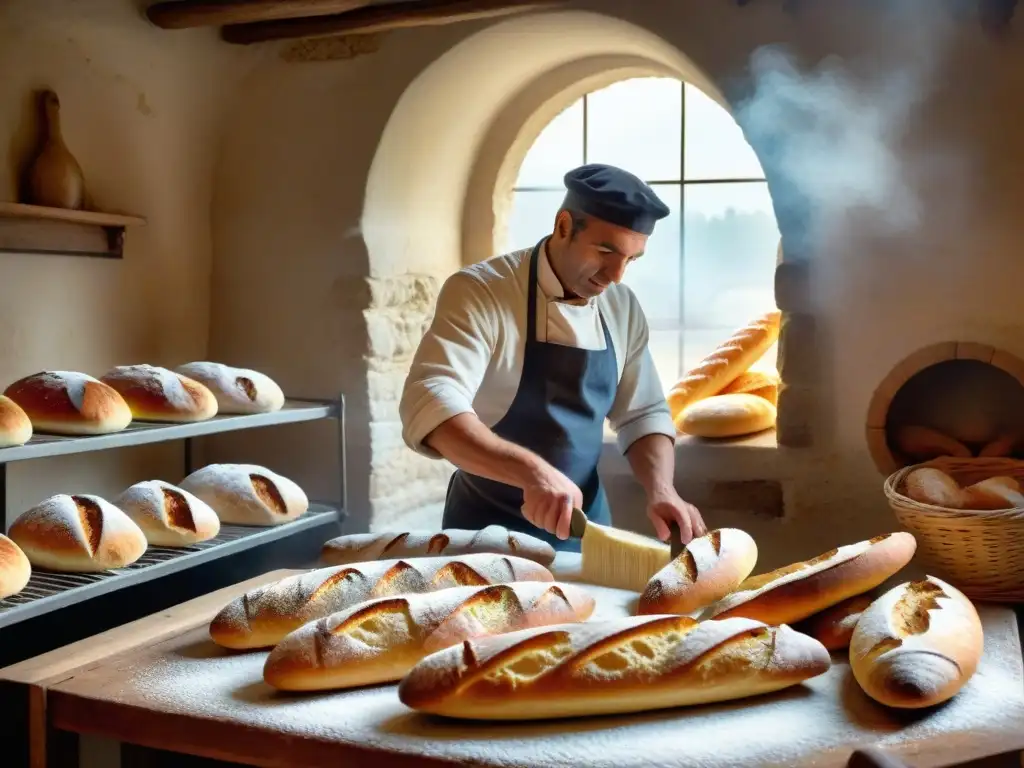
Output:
[[570, 508, 671, 592]]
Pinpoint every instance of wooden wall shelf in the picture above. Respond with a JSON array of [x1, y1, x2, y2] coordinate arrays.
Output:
[[0, 202, 147, 259]]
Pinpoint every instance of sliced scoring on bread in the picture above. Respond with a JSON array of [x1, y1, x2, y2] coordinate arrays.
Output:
[[162, 487, 197, 532], [427, 534, 450, 554], [250, 474, 287, 515], [329, 597, 420, 648], [73, 496, 104, 555], [236, 376, 258, 401], [892, 579, 946, 638], [380, 533, 411, 555], [471, 630, 576, 693], [309, 567, 369, 604], [370, 560, 431, 597], [425, 585, 528, 651], [429, 560, 496, 589], [571, 616, 699, 680]]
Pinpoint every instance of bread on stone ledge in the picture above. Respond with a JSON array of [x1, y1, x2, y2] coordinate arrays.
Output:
[[100, 364, 218, 423], [210, 553, 555, 649], [176, 361, 284, 415], [637, 528, 758, 616], [397, 614, 831, 721], [263, 581, 595, 691], [704, 532, 917, 625], [179, 463, 308, 526], [7, 494, 147, 572], [4, 371, 132, 436], [113, 480, 220, 547], [321, 525, 557, 567]]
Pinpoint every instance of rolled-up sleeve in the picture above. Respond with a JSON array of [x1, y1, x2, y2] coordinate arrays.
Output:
[[400, 271, 497, 459], [607, 294, 677, 454]]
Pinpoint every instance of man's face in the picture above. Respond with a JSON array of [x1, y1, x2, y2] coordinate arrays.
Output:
[[551, 211, 649, 299]]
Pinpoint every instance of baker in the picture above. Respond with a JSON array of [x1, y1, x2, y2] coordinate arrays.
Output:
[[399, 163, 707, 552]]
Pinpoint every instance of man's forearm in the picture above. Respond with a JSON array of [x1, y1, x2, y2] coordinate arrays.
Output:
[[423, 413, 548, 489], [625, 433, 677, 497]]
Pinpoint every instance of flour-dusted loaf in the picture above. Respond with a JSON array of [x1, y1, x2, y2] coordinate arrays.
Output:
[[795, 591, 876, 650], [666, 310, 781, 420], [7, 494, 147, 572], [321, 525, 556, 567], [961, 476, 1024, 510], [4, 371, 132, 436], [264, 581, 595, 691], [705, 532, 917, 625], [637, 528, 758, 616], [676, 393, 777, 438], [179, 464, 308, 526], [903, 468, 964, 509], [397, 614, 831, 721], [175, 362, 284, 414], [850, 576, 983, 708], [718, 369, 780, 406], [0, 395, 32, 448], [210, 553, 555, 649], [100, 364, 218, 423], [0, 534, 31, 599], [113, 480, 220, 547]]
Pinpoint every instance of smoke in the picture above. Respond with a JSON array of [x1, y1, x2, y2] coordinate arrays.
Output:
[[733, 0, 960, 241]]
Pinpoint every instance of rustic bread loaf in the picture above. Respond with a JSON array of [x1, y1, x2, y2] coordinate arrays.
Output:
[[4, 371, 132, 436], [637, 528, 758, 616], [179, 464, 308, 526], [113, 480, 220, 547], [0, 395, 32, 448], [961, 476, 1024, 510], [666, 310, 781, 419], [705, 532, 917, 625], [894, 426, 971, 461], [321, 525, 556, 567], [397, 614, 831, 720], [210, 553, 555, 649], [718, 369, 780, 406], [903, 468, 964, 508], [263, 581, 595, 691], [8, 494, 147, 572], [176, 362, 284, 414], [850, 576, 983, 708], [676, 393, 777, 438], [795, 591, 876, 650], [100, 365, 218, 423], [0, 534, 31, 599]]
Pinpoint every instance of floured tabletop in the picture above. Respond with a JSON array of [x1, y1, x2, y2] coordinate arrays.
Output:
[[29, 556, 1024, 768]]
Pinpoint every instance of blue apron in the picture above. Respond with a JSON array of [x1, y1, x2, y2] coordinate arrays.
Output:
[[442, 238, 618, 552]]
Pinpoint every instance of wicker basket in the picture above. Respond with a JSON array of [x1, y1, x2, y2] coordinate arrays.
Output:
[[884, 456, 1024, 601]]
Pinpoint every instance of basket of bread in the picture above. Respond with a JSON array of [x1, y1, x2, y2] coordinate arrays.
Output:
[[884, 456, 1024, 601]]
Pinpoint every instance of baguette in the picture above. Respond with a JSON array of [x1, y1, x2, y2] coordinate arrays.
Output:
[[397, 614, 831, 721], [263, 581, 595, 691], [850, 576, 983, 708], [210, 553, 554, 649], [666, 310, 781, 419], [795, 591, 876, 650], [637, 528, 758, 615], [321, 525, 556, 567], [705, 532, 917, 625]]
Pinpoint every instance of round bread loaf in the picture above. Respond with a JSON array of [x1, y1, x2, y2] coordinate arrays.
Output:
[[179, 463, 308, 526], [4, 371, 132, 436], [637, 528, 758, 616], [113, 480, 221, 547], [795, 591, 876, 650], [175, 362, 284, 414], [850, 576, 983, 709], [903, 468, 964, 509], [676, 393, 777, 438], [705, 532, 917, 625], [0, 395, 32, 448], [100, 365, 218, 423], [8, 494, 147, 572], [0, 534, 31, 599]]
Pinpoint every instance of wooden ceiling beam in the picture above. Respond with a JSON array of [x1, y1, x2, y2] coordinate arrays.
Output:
[[219, 0, 563, 44], [145, 1, 375, 30]]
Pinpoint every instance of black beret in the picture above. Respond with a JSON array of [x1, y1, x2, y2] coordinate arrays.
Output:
[[561, 164, 670, 236]]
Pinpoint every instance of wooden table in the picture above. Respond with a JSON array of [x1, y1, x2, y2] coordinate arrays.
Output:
[[3, 559, 1024, 768]]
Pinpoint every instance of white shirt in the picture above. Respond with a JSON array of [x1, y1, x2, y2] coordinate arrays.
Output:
[[400, 243, 676, 459]]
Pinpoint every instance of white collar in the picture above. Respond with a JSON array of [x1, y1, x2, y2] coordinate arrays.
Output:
[[538, 239, 591, 306]]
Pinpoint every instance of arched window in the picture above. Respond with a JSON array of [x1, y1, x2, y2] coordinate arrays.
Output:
[[501, 77, 780, 390]]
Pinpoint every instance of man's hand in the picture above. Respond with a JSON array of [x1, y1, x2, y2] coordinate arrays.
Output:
[[646, 487, 707, 545], [521, 462, 583, 541]]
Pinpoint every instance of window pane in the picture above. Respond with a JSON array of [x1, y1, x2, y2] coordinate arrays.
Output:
[[504, 189, 565, 252], [682, 181, 779, 371], [514, 99, 584, 187], [647, 329, 681, 392], [684, 83, 766, 181], [621, 183, 680, 326], [585, 77, 682, 181]]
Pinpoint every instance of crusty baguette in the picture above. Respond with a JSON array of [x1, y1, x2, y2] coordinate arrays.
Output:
[[961, 476, 1024, 510], [903, 468, 965, 509], [263, 581, 595, 691], [397, 614, 831, 720], [210, 553, 554, 649], [893, 426, 971, 461], [718, 369, 780, 407], [666, 310, 781, 419], [704, 532, 917, 625], [637, 528, 758, 616], [795, 591, 876, 650], [850, 576, 983, 708], [321, 525, 556, 567]]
